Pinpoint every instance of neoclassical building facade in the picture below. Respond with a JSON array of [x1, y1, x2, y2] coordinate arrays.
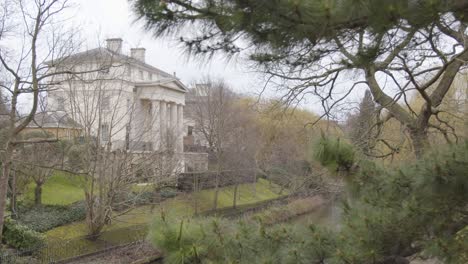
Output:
[[47, 38, 187, 157]]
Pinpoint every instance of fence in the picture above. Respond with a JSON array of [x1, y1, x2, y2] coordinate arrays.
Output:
[[0, 224, 148, 264], [178, 169, 257, 191]]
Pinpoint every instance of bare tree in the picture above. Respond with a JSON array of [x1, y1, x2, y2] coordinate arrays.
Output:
[[61, 54, 183, 237], [223, 102, 259, 208], [16, 131, 63, 206], [187, 78, 259, 209], [0, 0, 107, 240]]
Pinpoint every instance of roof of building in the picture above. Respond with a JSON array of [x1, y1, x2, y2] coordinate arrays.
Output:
[[49, 47, 175, 77], [46, 47, 188, 92], [25, 112, 81, 129], [136, 78, 188, 93]]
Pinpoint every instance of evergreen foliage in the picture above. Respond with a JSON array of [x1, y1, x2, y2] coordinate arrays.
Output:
[[313, 135, 355, 172], [150, 142, 468, 263], [337, 142, 468, 263], [16, 202, 86, 232], [149, 212, 336, 264], [2, 218, 45, 251], [133, 0, 468, 55], [134, 0, 468, 157], [347, 90, 378, 156]]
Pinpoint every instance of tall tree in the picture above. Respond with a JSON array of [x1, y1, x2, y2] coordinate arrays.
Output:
[[347, 90, 378, 156], [133, 0, 468, 158], [16, 131, 62, 206], [0, 0, 107, 240], [186, 78, 258, 209]]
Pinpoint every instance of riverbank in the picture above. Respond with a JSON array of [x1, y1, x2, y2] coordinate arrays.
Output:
[[249, 195, 331, 225]]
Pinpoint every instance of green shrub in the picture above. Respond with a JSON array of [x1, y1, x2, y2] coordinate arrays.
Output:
[[128, 191, 154, 206], [129, 187, 178, 206], [159, 187, 178, 199], [17, 202, 85, 232], [149, 143, 468, 263], [313, 136, 355, 172], [149, 213, 336, 264], [2, 218, 45, 251]]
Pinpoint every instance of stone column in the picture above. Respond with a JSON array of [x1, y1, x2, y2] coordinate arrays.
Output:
[[170, 103, 178, 146], [159, 101, 167, 145], [152, 100, 160, 149], [177, 104, 184, 152]]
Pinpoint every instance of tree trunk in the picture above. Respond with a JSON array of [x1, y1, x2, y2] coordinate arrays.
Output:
[[464, 76, 468, 138], [34, 183, 43, 206], [213, 171, 219, 210], [233, 184, 238, 209], [10, 167, 17, 217], [213, 158, 222, 210], [193, 173, 199, 215], [409, 128, 429, 159], [0, 155, 11, 242]]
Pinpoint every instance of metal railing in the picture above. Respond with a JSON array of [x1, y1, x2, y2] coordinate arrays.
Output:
[[1, 224, 148, 264]]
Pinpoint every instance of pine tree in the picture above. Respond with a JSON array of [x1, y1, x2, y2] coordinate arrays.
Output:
[[133, 0, 468, 157], [348, 90, 377, 156]]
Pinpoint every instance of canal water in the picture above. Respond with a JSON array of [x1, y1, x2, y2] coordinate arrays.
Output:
[[288, 200, 342, 228]]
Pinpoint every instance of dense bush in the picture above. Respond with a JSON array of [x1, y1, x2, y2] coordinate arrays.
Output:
[[17, 201, 86, 232], [2, 218, 45, 251]]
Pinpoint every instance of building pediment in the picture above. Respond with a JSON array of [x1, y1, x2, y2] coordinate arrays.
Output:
[[136, 78, 187, 93]]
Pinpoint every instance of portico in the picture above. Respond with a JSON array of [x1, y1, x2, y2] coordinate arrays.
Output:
[[134, 81, 186, 153]]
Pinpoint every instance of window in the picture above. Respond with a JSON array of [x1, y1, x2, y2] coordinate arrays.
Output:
[[56, 96, 65, 111], [126, 66, 131, 77], [101, 123, 109, 142], [148, 72, 152, 80], [102, 96, 110, 110], [188, 126, 193, 136], [139, 70, 143, 80], [126, 98, 131, 111]]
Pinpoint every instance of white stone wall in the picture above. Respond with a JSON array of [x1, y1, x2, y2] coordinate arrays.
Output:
[[47, 58, 186, 155]]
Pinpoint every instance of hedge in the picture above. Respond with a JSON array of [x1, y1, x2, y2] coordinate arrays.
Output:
[[2, 218, 45, 251]]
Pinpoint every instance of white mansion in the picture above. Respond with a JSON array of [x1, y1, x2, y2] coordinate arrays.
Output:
[[47, 38, 188, 160]]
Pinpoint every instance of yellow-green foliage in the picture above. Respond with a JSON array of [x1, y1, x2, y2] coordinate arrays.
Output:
[[373, 72, 468, 164]]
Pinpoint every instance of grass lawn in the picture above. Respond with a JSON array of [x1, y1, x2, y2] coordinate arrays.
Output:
[[23, 171, 85, 205], [45, 178, 285, 241], [191, 178, 284, 211]]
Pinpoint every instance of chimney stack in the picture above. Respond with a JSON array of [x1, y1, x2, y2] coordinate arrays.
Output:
[[130, 48, 146, 62], [106, 38, 123, 53]]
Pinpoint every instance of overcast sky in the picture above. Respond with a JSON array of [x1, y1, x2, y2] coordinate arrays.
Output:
[[69, 0, 261, 95], [8, 0, 363, 116]]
